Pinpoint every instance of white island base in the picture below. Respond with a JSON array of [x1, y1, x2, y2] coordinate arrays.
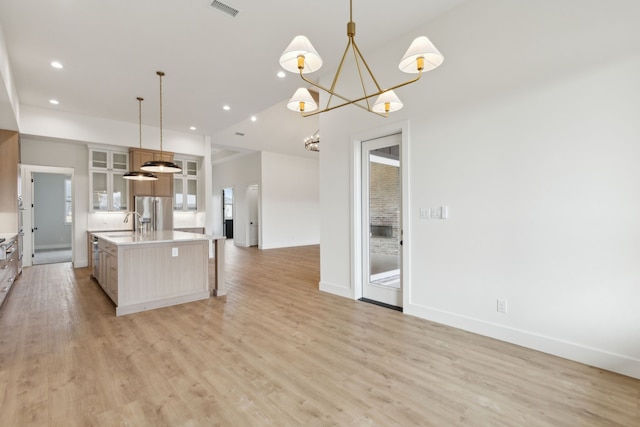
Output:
[[92, 231, 226, 316]]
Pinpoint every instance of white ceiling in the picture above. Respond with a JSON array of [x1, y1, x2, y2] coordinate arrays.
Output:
[[0, 0, 466, 158]]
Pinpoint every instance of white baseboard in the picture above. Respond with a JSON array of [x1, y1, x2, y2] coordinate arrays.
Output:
[[319, 281, 353, 299], [35, 244, 72, 251], [404, 303, 640, 380], [260, 240, 320, 250], [116, 291, 210, 316]]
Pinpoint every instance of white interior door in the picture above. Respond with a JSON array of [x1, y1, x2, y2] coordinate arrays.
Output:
[[361, 133, 402, 307]]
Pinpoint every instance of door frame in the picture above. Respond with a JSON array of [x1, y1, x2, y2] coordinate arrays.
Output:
[[351, 120, 411, 307], [361, 134, 403, 307], [246, 183, 260, 248], [21, 164, 75, 268]]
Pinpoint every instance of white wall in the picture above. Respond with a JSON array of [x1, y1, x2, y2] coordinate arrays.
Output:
[[21, 137, 89, 266], [20, 105, 206, 156], [211, 152, 261, 246], [319, 0, 640, 379], [261, 151, 320, 249], [211, 150, 321, 249]]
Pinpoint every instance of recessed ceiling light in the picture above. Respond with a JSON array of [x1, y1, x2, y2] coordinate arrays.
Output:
[[223, 105, 230, 111], [277, 71, 286, 78], [49, 99, 59, 105], [190, 126, 197, 130], [50, 61, 63, 69], [251, 116, 257, 122]]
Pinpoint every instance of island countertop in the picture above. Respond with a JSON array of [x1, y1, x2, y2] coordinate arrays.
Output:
[[92, 230, 225, 246]]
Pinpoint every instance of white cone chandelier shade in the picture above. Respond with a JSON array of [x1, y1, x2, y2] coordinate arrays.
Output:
[[399, 36, 444, 73], [287, 88, 318, 112], [141, 71, 182, 174], [279, 36, 323, 74], [279, 0, 443, 118], [372, 90, 403, 114], [124, 97, 158, 181]]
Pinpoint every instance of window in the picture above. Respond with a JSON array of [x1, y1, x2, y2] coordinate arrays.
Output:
[[64, 178, 73, 224]]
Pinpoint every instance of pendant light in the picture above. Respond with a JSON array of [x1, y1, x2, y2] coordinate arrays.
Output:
[[141, 71, 182, 173], [124, 97, 158, 181]]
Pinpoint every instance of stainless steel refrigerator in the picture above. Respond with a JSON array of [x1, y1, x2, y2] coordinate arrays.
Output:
[[134, 196, 173, 232]]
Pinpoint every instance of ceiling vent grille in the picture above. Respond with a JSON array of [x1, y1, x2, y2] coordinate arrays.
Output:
[[211, 0, 240, 18], [235, 132, 245, 136]]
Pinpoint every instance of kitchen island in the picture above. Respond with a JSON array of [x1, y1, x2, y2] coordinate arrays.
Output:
[[91, 230, 226, 316]]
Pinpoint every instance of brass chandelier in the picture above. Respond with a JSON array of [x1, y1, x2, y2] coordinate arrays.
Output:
[[304, 130, 320, 152], [279, 0, 444, 117]]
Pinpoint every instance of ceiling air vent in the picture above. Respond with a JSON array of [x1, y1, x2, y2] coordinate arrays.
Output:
[[235, 132, 245, 136], [211, 0, 240, 18]]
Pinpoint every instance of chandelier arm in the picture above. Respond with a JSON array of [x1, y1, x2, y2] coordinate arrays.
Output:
[[301, 100, 387, 118], [351, 39, 383, 93], [298, 72, 383, 116], [326, 39, 355, 109], [300, 72, 357, 107], [351, 41, 373, 110], [300, 71, 423, 112]]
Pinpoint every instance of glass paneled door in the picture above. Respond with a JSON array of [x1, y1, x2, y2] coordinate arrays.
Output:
[[362, 133, 402, 307]]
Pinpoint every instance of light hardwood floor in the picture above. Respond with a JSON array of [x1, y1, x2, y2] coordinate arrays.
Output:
[[0, 242, 638, 426]]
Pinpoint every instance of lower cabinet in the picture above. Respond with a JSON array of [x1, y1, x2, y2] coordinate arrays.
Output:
[[0, 236, 20, 308], [97, 239, 118, 305]]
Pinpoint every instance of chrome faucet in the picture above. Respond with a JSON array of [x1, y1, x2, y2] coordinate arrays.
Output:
[[123, 211, 143, 232]]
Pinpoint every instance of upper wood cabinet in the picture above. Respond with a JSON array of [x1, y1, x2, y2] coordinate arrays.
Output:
[[0, 130, 20, 233], [128, 148, 175, 205]]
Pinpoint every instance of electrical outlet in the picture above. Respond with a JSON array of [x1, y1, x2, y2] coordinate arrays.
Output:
[[497, 299, 507, 314], [171, 247, 179, 257]]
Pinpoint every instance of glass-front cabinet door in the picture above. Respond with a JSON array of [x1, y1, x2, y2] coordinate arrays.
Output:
[[173, 158, 198, 211], [111, 172, 128, 211], [91, 150, 108, 169], [174, 177, 184, 210], [91, 171, 109, 211], [111, 152, 128, 172], [187, 179, 197, 210]]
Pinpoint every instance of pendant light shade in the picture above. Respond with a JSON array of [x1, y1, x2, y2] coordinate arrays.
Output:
[[398, 36, 444, 74], [124, 97, 158, 181], [123, 170, 158, 180], [287, 88, 318, 112], [141, 71, 182, 174], [140, 159, 182, 173], [279, 35, 323, 74], [372, 90, 403, 115]]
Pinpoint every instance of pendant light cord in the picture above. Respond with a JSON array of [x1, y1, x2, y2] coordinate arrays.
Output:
[[137, 97, 143, 148], [157, 71, 165, 154]]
